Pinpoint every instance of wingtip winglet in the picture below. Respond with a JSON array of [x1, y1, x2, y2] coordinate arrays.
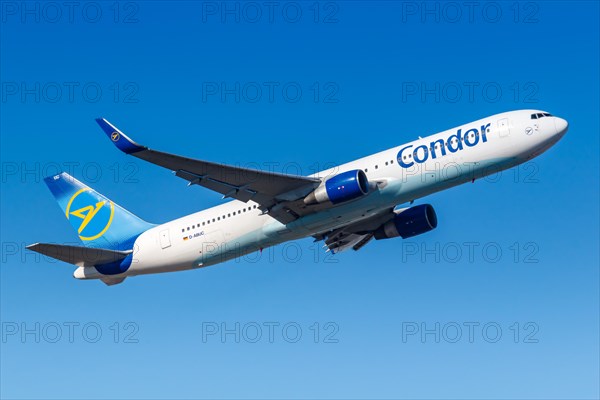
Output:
[[95, 118, 146, 155]]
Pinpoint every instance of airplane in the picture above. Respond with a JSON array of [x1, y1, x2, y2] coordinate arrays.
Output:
[[26, 110, 568, 285]]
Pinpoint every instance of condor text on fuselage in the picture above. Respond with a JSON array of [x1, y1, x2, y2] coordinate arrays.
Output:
[[398, 123, 491, 168]]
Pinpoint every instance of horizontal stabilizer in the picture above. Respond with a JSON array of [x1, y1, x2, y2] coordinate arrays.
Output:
[[26, 243, 131, 268]]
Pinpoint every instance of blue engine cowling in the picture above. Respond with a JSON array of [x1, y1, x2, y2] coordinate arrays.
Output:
[[304, 170, 369, 205], [374, 204, 438, 239]]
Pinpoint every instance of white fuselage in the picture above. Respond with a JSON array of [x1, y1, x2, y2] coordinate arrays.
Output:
[[89, 110, 568, 279]]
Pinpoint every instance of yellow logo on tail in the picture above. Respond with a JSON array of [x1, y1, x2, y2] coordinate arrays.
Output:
[[66, 188, 115, 241]]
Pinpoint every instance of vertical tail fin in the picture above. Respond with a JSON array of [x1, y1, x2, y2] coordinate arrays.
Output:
[[44, 172, 154, 250]]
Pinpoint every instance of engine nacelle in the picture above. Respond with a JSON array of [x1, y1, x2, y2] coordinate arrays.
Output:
[[374, 204, 438, 239], [304, 169, 369, 205]]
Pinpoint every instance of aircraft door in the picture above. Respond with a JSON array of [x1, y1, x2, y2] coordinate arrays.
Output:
[[159, 229, 171, 249], [497, 118, 511, 138]]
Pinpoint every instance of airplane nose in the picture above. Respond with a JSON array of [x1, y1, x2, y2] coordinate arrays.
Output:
[[554, 117, 569, 136]]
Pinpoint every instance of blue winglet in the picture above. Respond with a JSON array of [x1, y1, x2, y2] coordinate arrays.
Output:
[[95, 118, 146, 154]]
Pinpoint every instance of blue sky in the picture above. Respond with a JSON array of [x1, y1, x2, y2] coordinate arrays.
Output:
[[1, 1, 598, 399]]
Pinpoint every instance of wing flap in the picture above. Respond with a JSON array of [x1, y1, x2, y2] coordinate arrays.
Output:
[[317, 207, 397, 253], [325, 232, 373, 253]]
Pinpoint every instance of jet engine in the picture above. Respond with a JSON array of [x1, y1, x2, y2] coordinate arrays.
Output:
[[304, 169, 369, 205], [374, 204, 438, 239]]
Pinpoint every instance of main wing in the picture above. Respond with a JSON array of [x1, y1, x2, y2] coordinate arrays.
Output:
[[96, 119, 321, 223]]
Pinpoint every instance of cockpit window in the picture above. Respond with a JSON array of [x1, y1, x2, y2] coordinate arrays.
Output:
[[532, 113, 553, 119]]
